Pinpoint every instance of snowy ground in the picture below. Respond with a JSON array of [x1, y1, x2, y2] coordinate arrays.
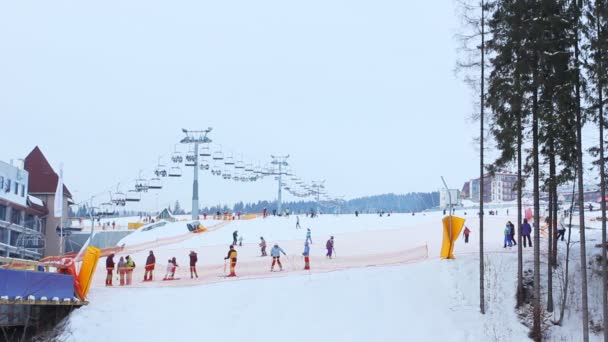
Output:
[[59, 211, 604, 341]]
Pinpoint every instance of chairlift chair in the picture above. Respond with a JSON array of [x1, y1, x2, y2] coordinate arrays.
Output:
[[168, 166, 183, 177], [100, 202, 116, 216], [125, 190, 141, 202], [171, 146, 184, 164], [200, 144, 212, 157], [155, 160, 168, 177], [148, 178, 163, 190], [185, 148, 197, 167], [213, 150, 224, 161], [112, 191, 127, 207], [135, 178, 149, 192]]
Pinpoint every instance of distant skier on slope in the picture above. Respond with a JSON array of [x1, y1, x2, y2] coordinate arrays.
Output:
[[117, 256, 126, 286], [326, 236, 335, 259], [522, 219, 533, 247], [306, 228, 312, 244], [463, 226, 471, 244], [302, 241, 311, 270], [144, 251, 156, 281], [259, 237, 267, 256], [105, 253, 115, 287], [189, 251, 198, 278], [270, 244, 287, 271], [224, 245, 238, 277], [233, 230, 238, 246], [296, 216, 301, 229], [170, 257, 179, 279], [164, 259, 175, 280]]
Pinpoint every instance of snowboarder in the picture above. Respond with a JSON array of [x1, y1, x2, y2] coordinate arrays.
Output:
[[189, 251, 198, 278], [326, 236, 335, 259], [224, 245, 238, 277], [296, 216, 301, 229], [270, 244, 287, 271], [233, 230, 238, 246], [125, 255, 136, 285], [522, 218, 532, 247], [503, 224, 513, 248], [144, 251, 155, 281], [302, 241, 310, 270], [306, 228, 312, 245], [105, 253, 115, 286], [463, 226, 471, 243], [508, 221, 517, 246], [164, 259, 175, 280], [259, 237, 267, 256], [117, 256, 126, 286]]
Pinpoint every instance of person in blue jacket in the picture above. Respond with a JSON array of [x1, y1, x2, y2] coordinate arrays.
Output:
[[270, 244, 287, 271], [306, 228, 312, 244], [302, 241, 311, 270], [503, 223, 513, 248]]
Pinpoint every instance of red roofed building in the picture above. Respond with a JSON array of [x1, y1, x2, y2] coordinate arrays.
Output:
[[24, 146, 73, 257]]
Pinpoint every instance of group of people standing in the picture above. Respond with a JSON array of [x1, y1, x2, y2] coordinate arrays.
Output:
[[105, 254, 136, 286], [503, 219, 533, 248]]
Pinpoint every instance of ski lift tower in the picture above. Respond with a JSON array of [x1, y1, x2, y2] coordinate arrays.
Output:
[[181, 128, 213, 220], [271, 155, 289, 215], [312, 180, 326, 215]]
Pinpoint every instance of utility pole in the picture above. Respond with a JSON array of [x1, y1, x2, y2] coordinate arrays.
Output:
[[271, 155, 289, 215], [181, 128, 213, 220]]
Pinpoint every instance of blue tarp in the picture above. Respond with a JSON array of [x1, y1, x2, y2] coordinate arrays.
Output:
[[0, 268, 74, 299]]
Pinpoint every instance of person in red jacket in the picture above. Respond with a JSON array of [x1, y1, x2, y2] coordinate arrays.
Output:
[[463, 226, 471, 244], [189, 251, 198, 278], [224, 245, 238, 277], [105, 254, 115, 286], [144, 251, 156, 281]]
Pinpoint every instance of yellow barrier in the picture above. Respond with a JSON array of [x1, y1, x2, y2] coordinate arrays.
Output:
[[241, 214, 260, 220], [78, 246, 101, 299], [128, 222, 144, 230], [440, 216, 466, 259]]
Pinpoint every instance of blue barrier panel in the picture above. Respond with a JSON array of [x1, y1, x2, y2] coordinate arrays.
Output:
[[0, 269, 74, 299]]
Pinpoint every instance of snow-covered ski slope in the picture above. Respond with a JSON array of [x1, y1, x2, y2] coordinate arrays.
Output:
[[61, 211, 597, 341]]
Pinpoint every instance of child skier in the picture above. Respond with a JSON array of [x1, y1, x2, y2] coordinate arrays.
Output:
[[171, 257, 178, 278], [306, 228, 312, 244], [189, 251, 198, 278], [144, 251, 155, 281], [503, 224, 513, 248], [463, 226, 471, 243], [326, 236, 335, 259], [125, 255, 136, 285], [259, 237, 267, 256], [164, 259, 174, 280], [302, 241, 310, 270], [296, 216, 301, 229], [117, 256, 126, 286], [105, 253, 115, 286], [224, 245, 238, 277], [270, 244, 287, 271]]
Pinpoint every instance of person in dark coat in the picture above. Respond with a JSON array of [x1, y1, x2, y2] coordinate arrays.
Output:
[[508, 221, 517, 246], [171, 257, 179, 278], [233, 230, 238, 246], [463, 227, 471, 243], [522, 218, 532, 248], [144, 251, 156, 281], [105, 254, 115, 286], [189, 251, 198, 278], [326, 236, 335, 259]]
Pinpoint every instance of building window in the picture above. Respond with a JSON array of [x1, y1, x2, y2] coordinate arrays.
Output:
[[0, 205, 6, 221], [21, 184, 25, 197], [0, 176, 3, 190], [11, 209, 21, 225], [4, 179, 10, 193], [14, 182, 18, 195], [10, 231, 20, 246], [25, 214, 34, 229], [0, 227, 7, 244]]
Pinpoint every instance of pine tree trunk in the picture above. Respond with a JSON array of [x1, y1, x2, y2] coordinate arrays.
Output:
[[547, 149, 555, 312], [532, 61, 542, 341], [574, 9, 590, 339], [517, 110, 524, 308], [479, 0, 486, 315], [595, 2, 608, 339]]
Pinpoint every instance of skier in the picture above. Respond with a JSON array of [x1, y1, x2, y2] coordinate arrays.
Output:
[[170, 257, 178, 278], [233, 230, 238, 246], [326, 236, 335, 259], [125, 255, 136, 285], [263, 208, 267, 218], [522, 218, 533, 247], [224, 245, 238, 277], [270, 244, 287, 271], [503, 224, 513, 248], [296, 216, 301, 229], [144, 251, 155, 281], [306, 228, 312, 244], [239, 236, 243, 247], [164, 259, 175, 280], [508, 221, 517, 246], [189, 251, 198, 278], [463, 226, 471, 243], [112, 221, 116, 230], [105, 253, 115, 286], [302, 241, 310, 270], [117, 256, 126, 286], [259, 237, 267, 256], [355, 210, 359, 217]]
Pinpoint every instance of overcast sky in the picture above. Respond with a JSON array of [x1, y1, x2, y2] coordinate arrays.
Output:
[[0, 0, 479, 212]]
